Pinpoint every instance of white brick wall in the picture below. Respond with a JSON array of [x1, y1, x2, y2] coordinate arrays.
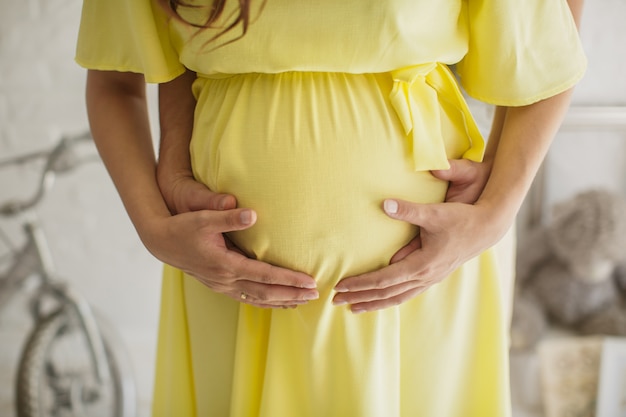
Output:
[[0, 1, 624, 417], [0, 1, 161, 416]]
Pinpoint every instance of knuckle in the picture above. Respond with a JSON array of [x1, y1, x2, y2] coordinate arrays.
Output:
[[377, 285, 397, 298], [373, 278, 387, 290], [206, 192, 224, 210], [220, 269, 238, 282], [195, 210, 213, 225], [208, 260, 237, 281], [223, 211, 240, 230], [257, 269, 277, 285], [389, 297, 403, 308], [399, 204, 419, 221], [254, 291, 269, 302]]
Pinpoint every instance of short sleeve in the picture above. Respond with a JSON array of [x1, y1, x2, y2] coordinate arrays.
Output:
[[75, 0, 185, 83], [456, 0, 587, 106]]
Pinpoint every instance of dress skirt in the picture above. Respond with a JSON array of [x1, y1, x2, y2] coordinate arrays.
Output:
[[152, 66, 512, 417]]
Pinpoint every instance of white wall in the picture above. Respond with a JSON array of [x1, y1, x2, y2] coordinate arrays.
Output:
[[0, 1, 624, 416], [542, 0, 626, 216], [0, 1, 161, 415]]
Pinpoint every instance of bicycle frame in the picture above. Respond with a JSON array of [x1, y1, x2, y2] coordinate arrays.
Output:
[[0, 133, 113, 386], [1, 216, 113, 386]]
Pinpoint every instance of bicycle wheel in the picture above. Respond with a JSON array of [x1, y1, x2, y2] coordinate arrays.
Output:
[[15, 308, 136, 417]]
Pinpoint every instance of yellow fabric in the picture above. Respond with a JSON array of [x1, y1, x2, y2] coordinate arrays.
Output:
[[457, 0, 587, 105], [75, 1, 586, 416], [152, 265, 195, 416], [76, 0, 586, 104], [388, 63, 485, 170], [75, 0, 184, 83]]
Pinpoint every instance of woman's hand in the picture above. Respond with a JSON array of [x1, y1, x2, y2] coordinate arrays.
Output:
[[147, 175, 319, 309], [333, 80, 576, 313], [154, 70, 318, 308], [333, 197, 506, 313], [332, 159, 502, 313], [374, 158, 491, 263]]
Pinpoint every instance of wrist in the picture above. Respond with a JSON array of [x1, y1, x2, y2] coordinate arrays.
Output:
[[131, 208, 176, 263], [473, 195, 518, 242]]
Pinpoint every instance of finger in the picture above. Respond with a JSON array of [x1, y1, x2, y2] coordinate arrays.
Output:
[[186, 268, 308, 308], [334, 259, 418, 293], [389, 235, 422, 264], [332, 280, 418, 306], [224, 250, 318, 290], [195, 207, 258, 233], [201, 192, 237, 211], [430, 159, 475, 183], [432, 159, 486, 204], [188, 187, 237, 211], [224, 236, 245, 254], [239, 295, 306, 309], [239, 280, 319, 303], [235, 294, 307, 309], [192, 269, 314, 307], [349, 287, 427, 313], [193, 211, 319, 293], [232, 294, 302, 309]]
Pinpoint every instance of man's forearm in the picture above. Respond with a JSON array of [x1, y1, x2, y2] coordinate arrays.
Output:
[[157, 69, 198, 213]]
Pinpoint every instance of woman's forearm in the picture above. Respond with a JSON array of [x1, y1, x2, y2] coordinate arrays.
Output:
[[484, 106, 507, 163], [86, 70, 170, 241], [476, 89, 574, 231], [86, 70, 317, 304], [478, 0, 583, 231]]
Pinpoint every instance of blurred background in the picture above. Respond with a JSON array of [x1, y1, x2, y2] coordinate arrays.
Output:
[[0, 0, 624, 416]]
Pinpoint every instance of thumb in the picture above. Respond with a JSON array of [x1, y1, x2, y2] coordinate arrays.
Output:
[[200, 208, 258, 233], [383, 199, 432, 226]]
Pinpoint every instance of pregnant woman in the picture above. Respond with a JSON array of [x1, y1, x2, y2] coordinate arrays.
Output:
[[76, 0, 585, 416]]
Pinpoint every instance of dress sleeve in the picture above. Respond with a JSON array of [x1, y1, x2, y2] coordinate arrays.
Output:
[[75, 0, 185, 83], [456, 0, 587, 106]]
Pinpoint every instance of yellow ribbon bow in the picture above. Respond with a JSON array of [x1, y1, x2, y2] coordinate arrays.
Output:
[[389, 63, 485, 171]]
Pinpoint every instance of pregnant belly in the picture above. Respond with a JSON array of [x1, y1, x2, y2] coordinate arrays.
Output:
[[190, 71, 469, 291]]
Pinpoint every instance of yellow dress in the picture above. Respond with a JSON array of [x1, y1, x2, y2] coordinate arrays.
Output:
[[76, 1, 586, 416]]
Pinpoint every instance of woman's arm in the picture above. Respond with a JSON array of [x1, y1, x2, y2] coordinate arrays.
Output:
[[333, 88, 574, 312], [86, 70, 173, 235], [430, 0, 584, 206], [332, 0, 585, 313], [86, 70, 317, 308]]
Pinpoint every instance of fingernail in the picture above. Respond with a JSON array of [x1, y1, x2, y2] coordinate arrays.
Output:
[[384, 199, 398, 215], [217, 195, 229, 210], [240, 210, 253, 225], [351, 307, 366, 314], [332, 299, 347, 306], [334, 285, 348, 293]]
